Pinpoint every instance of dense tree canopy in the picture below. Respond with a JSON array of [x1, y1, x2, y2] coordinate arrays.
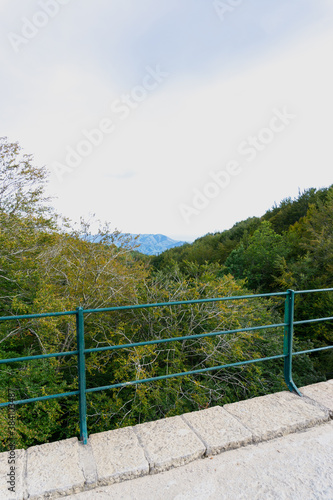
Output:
[[0, 139, 331, 450], [224, 221, 289, 292]]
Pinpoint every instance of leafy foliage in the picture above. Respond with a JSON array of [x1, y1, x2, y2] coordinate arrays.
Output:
[[0, 139, 331, 450], [224, 221, 289, 292]]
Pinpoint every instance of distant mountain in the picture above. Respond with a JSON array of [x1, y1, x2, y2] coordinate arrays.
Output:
[[88, 233, 187, 255], [125, 234, 186, 256]]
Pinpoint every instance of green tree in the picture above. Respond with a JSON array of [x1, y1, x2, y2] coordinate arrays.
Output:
[[263, 187, 331, 234], [0, 136, 52, 218], [225, 221, 289, 292], [0, 139, 327, 449], [0, 137, 58, 316]]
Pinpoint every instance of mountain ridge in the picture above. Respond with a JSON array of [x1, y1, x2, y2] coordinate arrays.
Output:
[[124, 233, 186, 255]]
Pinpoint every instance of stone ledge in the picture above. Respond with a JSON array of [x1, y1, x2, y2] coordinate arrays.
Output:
[[182, 405, 253, 456], [26, 438, 85, 499], [0, 448, 26, 500], [89, 426, 149, 486], [0, 381, 332, 499], [224, 389, 330, 442], [133, 415, 206, 473], [300, 380, 333, 414]]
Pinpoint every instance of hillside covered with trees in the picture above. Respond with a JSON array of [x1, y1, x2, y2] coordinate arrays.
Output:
[[0, 137, 332, 450]]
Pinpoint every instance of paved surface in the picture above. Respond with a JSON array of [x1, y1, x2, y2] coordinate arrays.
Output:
[[0, 380, 332, 499], [67, 421, 333, 500]]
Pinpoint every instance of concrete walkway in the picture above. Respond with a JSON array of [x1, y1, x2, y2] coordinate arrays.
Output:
[[1, 381, 332, 499]]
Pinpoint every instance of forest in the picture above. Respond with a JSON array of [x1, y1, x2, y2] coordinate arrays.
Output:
[[0, 136, 332, 451]]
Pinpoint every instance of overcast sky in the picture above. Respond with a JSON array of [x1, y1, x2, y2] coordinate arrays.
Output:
[[1, 0, 333, 241]]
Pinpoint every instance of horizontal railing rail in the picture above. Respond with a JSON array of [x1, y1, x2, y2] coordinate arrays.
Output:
[[0, 288, 332, 445]]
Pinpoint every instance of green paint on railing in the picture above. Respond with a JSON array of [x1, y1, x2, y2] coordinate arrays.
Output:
[[283, 290, 302, 395], [0, 390, 80, 408], [84, 322, 287, 354], [0, 288, 332, 444], [85, 354, 286, 394], [76, 307, 88, 445], [0, 350, 78, 365]]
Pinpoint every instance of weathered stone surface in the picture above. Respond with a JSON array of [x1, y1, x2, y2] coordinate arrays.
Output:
[[65, 421, 333, 500], [182, 405, 253, 456], [90, 426, 149, 485], [78, 440, 98, 486], [26, 437, 85, 498], [224, 390, 330, 442], [0, 448, 26, 500], [300, 381, 333, 413], [5, 384, 332, 498], [134, 415, 205, 473]]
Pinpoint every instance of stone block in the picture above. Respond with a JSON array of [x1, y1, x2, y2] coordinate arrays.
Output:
[[300, 381, 333, 413], [134, 415, 205, 473], [26, 437, 85, 498], [90, 426, 148, 486], [224, 390, 330, 442], [0, 448, 26, 500], [182, 405, 253, 456]]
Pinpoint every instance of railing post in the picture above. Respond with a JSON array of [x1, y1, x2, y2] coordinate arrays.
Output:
[[76, 307, 88, 444], [284, 289, 302, 396]]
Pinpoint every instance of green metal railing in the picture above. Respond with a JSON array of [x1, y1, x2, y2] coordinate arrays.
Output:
[[0, 288, 332, 445]]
